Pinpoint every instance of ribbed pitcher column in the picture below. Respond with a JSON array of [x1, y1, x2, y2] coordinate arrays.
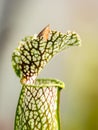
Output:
[[14, 79, 64, 130]]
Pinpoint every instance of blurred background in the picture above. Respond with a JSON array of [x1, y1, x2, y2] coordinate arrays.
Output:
[[0, 0, 98, 130]]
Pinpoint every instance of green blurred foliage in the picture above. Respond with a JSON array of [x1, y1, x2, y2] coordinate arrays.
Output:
[[61, 37, 98, 130]]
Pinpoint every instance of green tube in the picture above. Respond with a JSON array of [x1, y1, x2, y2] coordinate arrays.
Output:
[[12, 25, 80, 130], [15, 79, 64, 130]]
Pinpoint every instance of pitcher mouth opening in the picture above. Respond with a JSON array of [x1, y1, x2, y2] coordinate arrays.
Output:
[[22, 78, 65, 89]]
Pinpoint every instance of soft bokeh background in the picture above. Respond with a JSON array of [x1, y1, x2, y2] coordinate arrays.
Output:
[[0, 0, 98, 130]]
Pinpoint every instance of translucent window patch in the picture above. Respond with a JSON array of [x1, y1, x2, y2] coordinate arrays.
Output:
[[12, 25, 80, 85]]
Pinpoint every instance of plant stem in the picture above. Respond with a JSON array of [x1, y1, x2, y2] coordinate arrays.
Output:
[[12, 25, 81, 130], [14, 79, 64, 130]]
